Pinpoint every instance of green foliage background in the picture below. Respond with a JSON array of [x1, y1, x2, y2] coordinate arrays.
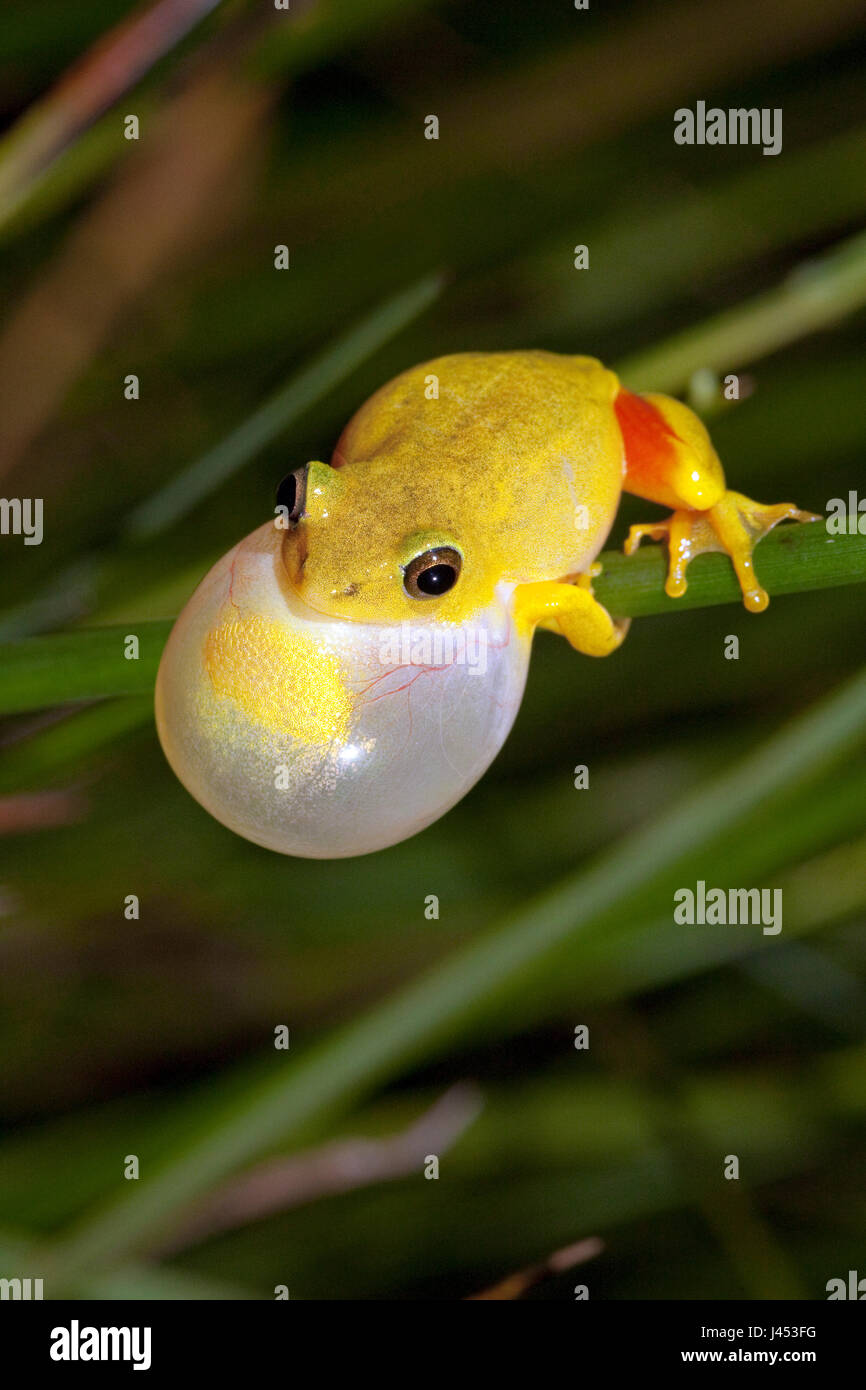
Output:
[[0, 0, 864, 1299]]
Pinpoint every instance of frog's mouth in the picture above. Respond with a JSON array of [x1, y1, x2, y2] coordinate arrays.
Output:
[[275, 519, 373, 627], [276, 523, 346, 626], [279, 521, 307, 586]]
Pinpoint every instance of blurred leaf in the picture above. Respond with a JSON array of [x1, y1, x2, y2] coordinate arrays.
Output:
[[125, 271, 446, 538], [35, 662, 866, 1285]]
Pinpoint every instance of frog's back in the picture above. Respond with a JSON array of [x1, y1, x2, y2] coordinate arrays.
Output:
[[331, 350, 625, 583], [333, 350, 620, 473]]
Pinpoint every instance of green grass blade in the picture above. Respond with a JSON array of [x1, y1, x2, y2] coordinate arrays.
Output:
[[39, 660, 866, 1285], [619, 229, 866, 394], [125, 272, 445, 540], [0, 698, 153, 793], [0, 623, 171, 716]]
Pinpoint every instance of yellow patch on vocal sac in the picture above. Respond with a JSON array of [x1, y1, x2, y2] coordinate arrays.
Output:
[[205, 616, 352, 744]]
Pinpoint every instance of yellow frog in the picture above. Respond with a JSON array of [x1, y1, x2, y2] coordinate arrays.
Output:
[[155, 351, 816, 858]]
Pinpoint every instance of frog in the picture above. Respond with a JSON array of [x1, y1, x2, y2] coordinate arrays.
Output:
[[155, 350, 817, 858]]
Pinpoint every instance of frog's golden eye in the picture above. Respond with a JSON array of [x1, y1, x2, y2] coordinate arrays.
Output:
[[403, 546, 462, 598], [275, 466, 308, 526]]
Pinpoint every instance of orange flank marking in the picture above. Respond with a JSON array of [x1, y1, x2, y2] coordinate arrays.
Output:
[[614, 388, 681, 491]]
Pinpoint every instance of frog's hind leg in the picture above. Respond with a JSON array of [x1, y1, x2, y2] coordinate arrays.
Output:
[[616, 388, 820, 612]]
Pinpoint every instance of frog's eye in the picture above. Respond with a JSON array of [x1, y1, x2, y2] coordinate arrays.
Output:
[[275, 466, 308, 526], [403, 546, 462, 598]]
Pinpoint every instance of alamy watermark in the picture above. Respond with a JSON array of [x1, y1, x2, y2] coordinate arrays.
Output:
[[826, 1270, 866, 1299], [674, 880, 782, 935], [826, 491, 866, 533], [0, 1276, 43, 1299], [674, 101, 782, 157], [0, 497, 43, 545], [50, 1321, 151, 1371], [379, 622, 488, 676]]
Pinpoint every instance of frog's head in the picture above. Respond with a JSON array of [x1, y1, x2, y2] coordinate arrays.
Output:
[[278, 456, 485, 626], [279, 352, 623, 628]]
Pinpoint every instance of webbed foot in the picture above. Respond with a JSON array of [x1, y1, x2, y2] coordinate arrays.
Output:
[[625, 491, 821, 612]]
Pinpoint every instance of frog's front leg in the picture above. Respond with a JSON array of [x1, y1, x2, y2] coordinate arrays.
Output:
[[513, 570, 629, 657], [615, 388, 820, 612]]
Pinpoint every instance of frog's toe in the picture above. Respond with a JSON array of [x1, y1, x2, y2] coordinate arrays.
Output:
[[624, 520, 671, 555], [626, 511, 711, 601], [705, 491, 821, 613]]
